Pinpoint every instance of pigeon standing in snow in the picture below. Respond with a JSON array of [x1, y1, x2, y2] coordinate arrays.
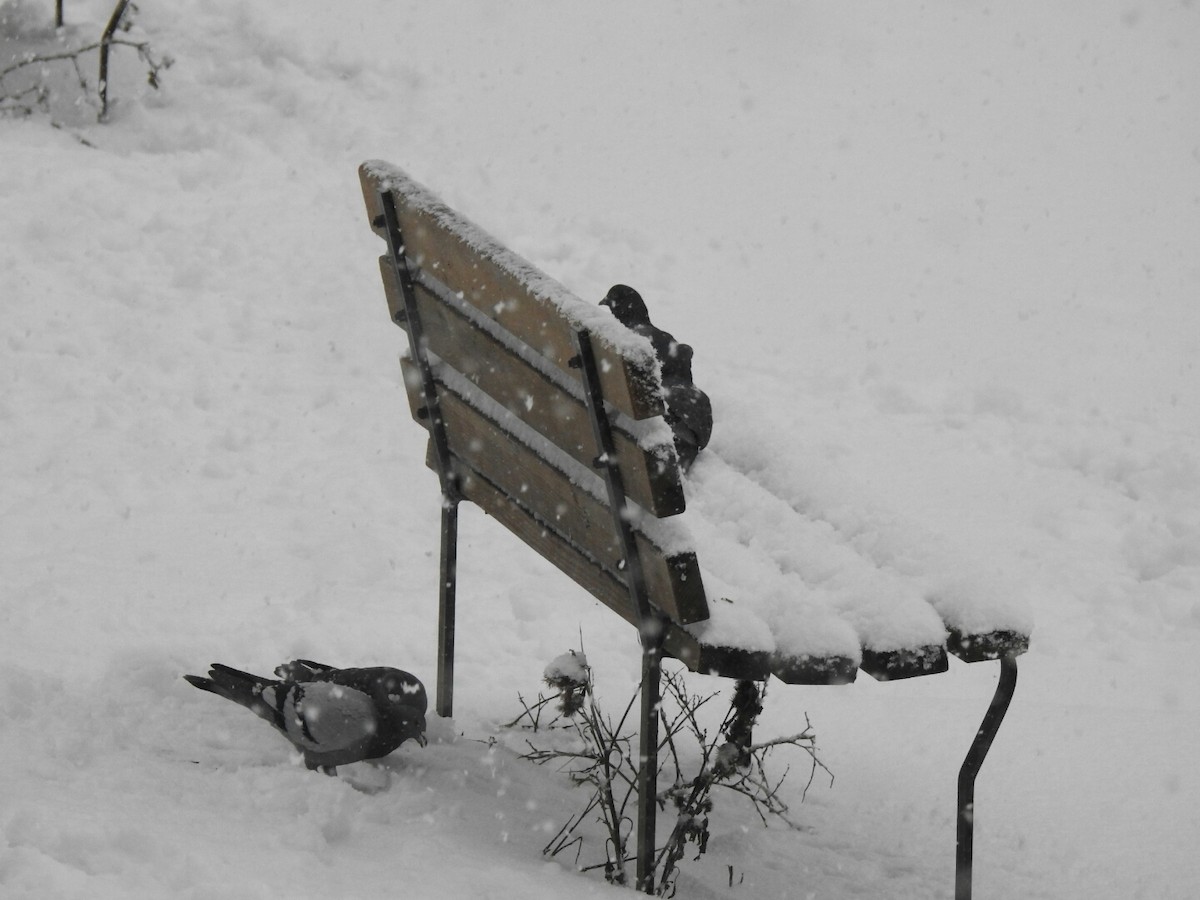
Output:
[[601, 284, 713, 469], [185, 659, 427, 774]]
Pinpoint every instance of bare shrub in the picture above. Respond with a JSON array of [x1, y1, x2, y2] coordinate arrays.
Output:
[[510, 650, 832, 895]]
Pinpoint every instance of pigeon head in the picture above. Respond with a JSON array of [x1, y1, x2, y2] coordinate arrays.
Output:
[[407, 712, 428, 747], [600, 284, 650, 327], [383, 704, 428, 749]]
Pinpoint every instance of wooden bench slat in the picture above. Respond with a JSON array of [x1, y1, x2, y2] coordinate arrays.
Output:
[[361, 163, 664, 422], [438, 448, 765, 679], [668, 631, 773, 681], [770, 652, 859, 685], [400, 359, 708, 625], [860, 645, 949, 681], [948, 629, 1030, 663], [379, 256, 686, 518], [443, 451, 633, 619]]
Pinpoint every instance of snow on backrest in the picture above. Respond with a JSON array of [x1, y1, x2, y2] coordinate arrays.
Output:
[[360, 161, 713, 633]]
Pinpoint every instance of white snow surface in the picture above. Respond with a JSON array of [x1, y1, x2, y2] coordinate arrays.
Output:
[[2, 1, 1198, 898]]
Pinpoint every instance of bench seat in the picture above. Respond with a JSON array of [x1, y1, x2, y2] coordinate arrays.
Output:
[[359, 159, 1030, 686]]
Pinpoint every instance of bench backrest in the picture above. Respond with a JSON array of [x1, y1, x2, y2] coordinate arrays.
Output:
[[360, 161, 721, 652]]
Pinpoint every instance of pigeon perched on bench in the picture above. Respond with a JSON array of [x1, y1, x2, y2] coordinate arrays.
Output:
[[184, 659, 427, 774], [601, 284, 713, 469]]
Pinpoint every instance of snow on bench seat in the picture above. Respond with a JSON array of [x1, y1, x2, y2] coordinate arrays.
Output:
[[359, 159, 1031, 687], [681, 452, 950, 681], [718, 419, 1034, 665]]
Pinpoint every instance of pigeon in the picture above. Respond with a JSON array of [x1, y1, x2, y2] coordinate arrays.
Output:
[[601, 284, 713, 469], [184, 659, 427, 774]]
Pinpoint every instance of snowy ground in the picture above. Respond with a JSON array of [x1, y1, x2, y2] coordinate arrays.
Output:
[[2, 1, 1198, 897]]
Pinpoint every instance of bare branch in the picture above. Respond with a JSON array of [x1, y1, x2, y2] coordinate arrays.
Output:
[[1, 4, 172, 123]]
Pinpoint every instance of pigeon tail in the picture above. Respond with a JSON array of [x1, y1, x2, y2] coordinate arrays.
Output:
[[185, 664, 286, 730]]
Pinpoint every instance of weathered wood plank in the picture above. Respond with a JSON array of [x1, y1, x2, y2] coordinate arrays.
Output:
[[437, 448, 764, 678], [361, 162, 663, 421], [401, 360, 708, 625], [860, 645, 949, 681], [667, 630, 772, 681], [770, 652, 859, 685], [443, 451, 634, 620], [947, 629, 1030, 663], [380, 255, 685, 517]]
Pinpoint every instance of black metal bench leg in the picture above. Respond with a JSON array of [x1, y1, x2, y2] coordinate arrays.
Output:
[[636, 640, 662, 893], [573, 328, 663, 893], [377, 187, 462, 718], [956, 654, 1019, 900], [436, 497, 459, 718]]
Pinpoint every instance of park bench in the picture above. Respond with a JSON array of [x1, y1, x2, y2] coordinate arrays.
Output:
[[358, 159, 1030, 897]]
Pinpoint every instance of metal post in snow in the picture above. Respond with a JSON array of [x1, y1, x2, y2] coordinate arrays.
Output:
[[956, 654, 1019, 900], [572, 329, 663, 893], [436, 498, 459, 718], [377, 188, 461, 718]]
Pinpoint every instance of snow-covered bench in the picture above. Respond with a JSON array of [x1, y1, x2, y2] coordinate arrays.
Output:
[[358, 159, 1030, 898]]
